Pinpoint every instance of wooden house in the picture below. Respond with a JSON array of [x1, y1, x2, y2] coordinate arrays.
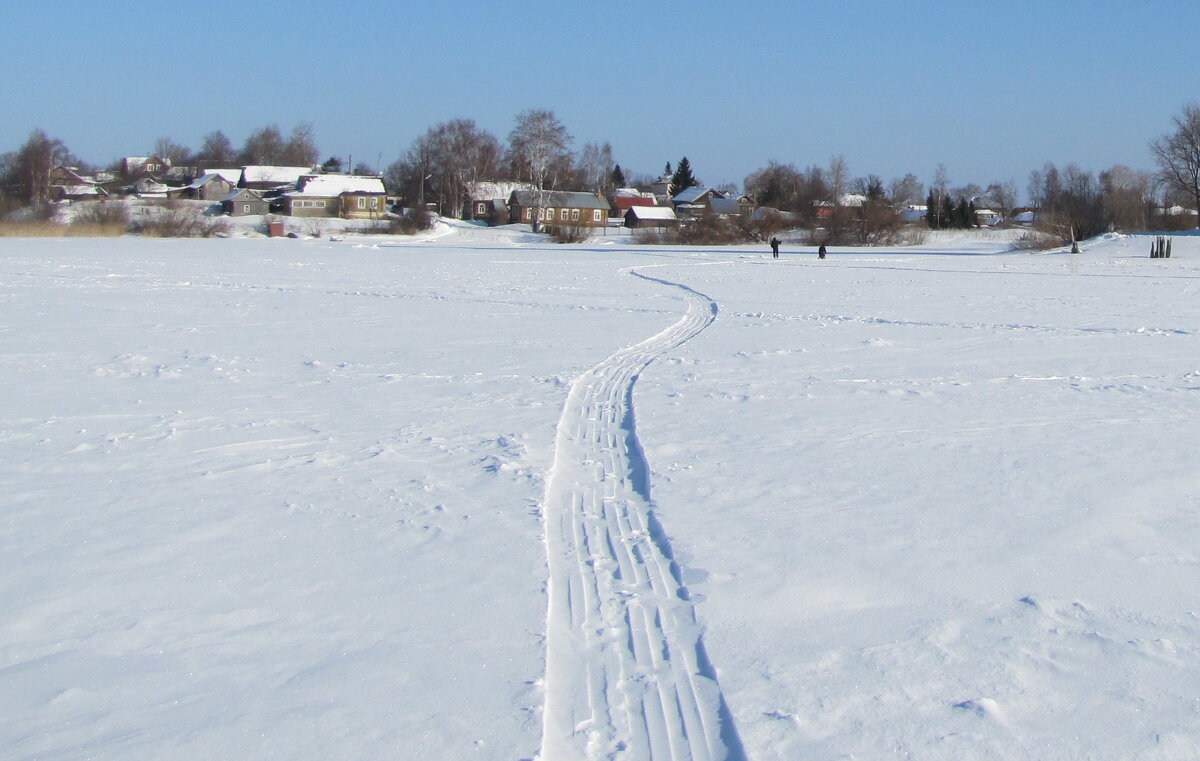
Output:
[[167, 172, 237, 202], [221, 188, 270, 216], [131, 177, 169, 197], [709, 195, 755, 218], [507, 190, 609, 228], [609, 189, 657, 219], [48, 166, 108, 201], [121, 155, 170, 179], [277, 175, 388, 218], [464, 181, 535, 224], [671, 187, 726, 218]]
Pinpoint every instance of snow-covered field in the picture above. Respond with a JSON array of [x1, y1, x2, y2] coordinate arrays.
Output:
[[3, 224, 1200, 760]]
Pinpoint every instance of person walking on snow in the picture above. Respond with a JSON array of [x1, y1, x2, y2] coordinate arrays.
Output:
[[770, 237, 781, 258], [818, 244, 827, 259]]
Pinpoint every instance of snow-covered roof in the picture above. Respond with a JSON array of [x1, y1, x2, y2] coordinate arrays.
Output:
[[612, 188, 653, 199], [749, 206, 797, 222], [709, 197, 743, 215], [133, 178, 169, 194], [206, 169, 244, 185], [54, 184, 107, 197], [123, 156, 170, 173], [509, 190, 609, 210], [290, 175, 386, 197], [467, 181, 536, 202], [221, 188, 265, 203], [628, 206, 677, 220], [180, 172, 235, 191], [242, 166, 314, 185], [672, 187, 719, 204]]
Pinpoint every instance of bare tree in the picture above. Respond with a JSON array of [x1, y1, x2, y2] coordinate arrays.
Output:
[[744, 160, 803, 210], [4, 129, 75, 206], [240, 125, 286, 165], [507, 109, 572, 231], [1151, 104, 1200, 227], [153, 136, 193, 167], [926, 163, 950, 228], [281, 123, 319, 167], [984, 180, 1018, 216], [820, 155, 855, 244], [397, 118, 501, 217], [888, 173, 924, 206], [828, 154, 849, 204], [1101, 165, 1153, 231], [1030, 162, 1108, 242], [439, 119, 501, 215], [577, 142, 615, 194], [196, 131, 236, 167]]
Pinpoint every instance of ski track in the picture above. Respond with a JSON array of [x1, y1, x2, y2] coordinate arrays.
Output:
[[539, 268, 743, 761]]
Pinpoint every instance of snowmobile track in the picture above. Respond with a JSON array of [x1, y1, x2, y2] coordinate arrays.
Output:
[[539, 268, 744, 761]]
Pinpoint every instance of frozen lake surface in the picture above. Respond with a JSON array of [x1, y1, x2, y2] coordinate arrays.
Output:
[[3, 226, 1199, 760]]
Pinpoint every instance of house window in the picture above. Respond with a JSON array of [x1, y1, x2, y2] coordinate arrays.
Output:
[[560, 208, 568, 221], [314, 200, 325, 207], [243, 204, 251, 213], [477, 203, 487, 214], [571, 208, 580, 221], [545, 208, 554, 220], [357, 197, 367, 209], [525, 208, 533, 220], [593, 209, 602, 221], [370, 197, 379, 209]]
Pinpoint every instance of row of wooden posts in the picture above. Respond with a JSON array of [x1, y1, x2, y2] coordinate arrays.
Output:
[[1151, 236, 1173, 258]]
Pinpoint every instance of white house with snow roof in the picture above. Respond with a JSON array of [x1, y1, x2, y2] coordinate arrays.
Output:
[[276, 174, 387, 218]]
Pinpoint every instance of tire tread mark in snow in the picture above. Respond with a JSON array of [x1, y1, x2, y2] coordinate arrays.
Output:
[[539, 269, 745, 760]]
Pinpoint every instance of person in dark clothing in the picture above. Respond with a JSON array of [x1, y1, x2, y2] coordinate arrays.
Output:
[[818, 244, 827, 259], [770, 237, 781, 258]]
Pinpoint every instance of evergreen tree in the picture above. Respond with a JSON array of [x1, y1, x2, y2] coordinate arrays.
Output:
[[610, 164, 626, 188], [925, 190, 939, 229], [955, 197, 970, 228], [670, 156, 697, 197], [664, 161, 673, 176]]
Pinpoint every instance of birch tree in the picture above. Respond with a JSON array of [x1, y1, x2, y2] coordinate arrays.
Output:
[[1151, 104, 1200, 228]]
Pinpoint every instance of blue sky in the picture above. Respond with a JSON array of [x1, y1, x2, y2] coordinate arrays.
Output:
[[4, 1, 1199, 196]]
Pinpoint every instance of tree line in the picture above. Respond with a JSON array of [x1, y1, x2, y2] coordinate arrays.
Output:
[[6, 104, 1200, 242], [0, 122, 327, 208]]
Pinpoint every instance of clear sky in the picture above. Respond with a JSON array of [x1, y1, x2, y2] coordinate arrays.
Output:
[[4, 0, 1199, 196]]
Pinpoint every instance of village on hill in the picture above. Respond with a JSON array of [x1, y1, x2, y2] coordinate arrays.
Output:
[[5, 105, 1200, 246]]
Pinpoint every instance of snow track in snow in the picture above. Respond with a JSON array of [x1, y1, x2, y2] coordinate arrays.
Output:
[[539, 268, 744, 761]]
